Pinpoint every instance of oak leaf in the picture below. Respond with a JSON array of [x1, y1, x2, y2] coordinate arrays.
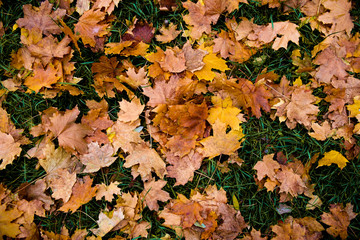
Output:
[[95, 182, 121, 202], [317, 150, 349, 169], [59, 176, 97, 212], [124, 143, 167, 181], [156, 23, 181, 43], [321, 203, 357, 239], [140, 178, 171, 211], [80, 142, 116, 173], [199, 120, 244, 158], [16, 0, 66, 35], [74, 9, 109, 47]]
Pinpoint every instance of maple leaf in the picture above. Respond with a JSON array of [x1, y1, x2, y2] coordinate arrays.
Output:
[[0, 132, 22, 170], [141, 178, 171, 211], [80, 142, 117, 173], [346, 96, 360, 117], [118, 67, 149, 89], [213, 30, 236, 59], [199, 120, 244, 158], [96, 181, 121, 202], [18, 179, 54, 211], [24, 64, 60, 93], [91, 208, 125, 237], [160, 47, 186, 73], [171, 194, 204, 228], [124, 143, 167, 181], [313, 48, 349, 85], [166, 149, 204, 185], [182, 41, 207, 72], [27, 35, 72, 66], [182, 0, 220, 39], [156, 23, 181, 43], [48, 107, 92, 154], [321, 203, 357, 239], [76, 0, 90, 15], [309, 121, 334, 141], [123, 19, 155, 43], [93, 0, 121, 15], [108, 120, 142, 153], [59, 176, 97, 212], [207, 95, 242, 130], [46, 168, 76, 203], [284, 86, 319, 129], [275, 166, 306, 197], [74, 9, 109, 47], [317, 150, 349, 169], [259, 21, 300, 50], [271, 216, 323, 240], [16, 0, 66, 35], [253, 154, 280, 182], [0, 203, 22, 239], [194, 46, 229, 81]]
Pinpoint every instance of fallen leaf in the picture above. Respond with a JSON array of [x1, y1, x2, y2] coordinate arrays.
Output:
[[124, 143, 167, 181], [171, 194, 204, 228], [24, 64, 60, 93], [16, 0, 66, 35], [0, 202, 22, 239], [0, 132, 22, 170], [253, 154, 280, 182], [46, 168, 76, 203], [91, 208, 125, 237], [141, 178, 170, 211], [118, 67, 149, 89], [80, 142, 116, 173], [74, 9, 109, 47], [96, 182, 121, 202], [317, 150, 349, 169], [156, 23, 181, 43], [199, 120, 244, 158], [321, 203, 357, 239], [59, 176, 97, 212]]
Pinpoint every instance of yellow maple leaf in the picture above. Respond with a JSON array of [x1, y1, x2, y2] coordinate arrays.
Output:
[[317, 150, 349, 170], [194, 46, 229, 81], [207, 96, 242, 130], [346, 96, 360, 118]]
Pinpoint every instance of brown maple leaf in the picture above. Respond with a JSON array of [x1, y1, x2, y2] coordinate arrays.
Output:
[[321, 203, 357, 239], [59, 176, 97, 212], [48, 107, 92, 154], [171, 194, 204, 228], [159, 47, 186, 73], [45, 168, 76, 203], [124, 143, 167, 181], [95, 181, 121, 202], [0, 202, 22, 239], [140, 178, 170, 211], [16, 0, 66, 35], [80, 142, 116, 173], [117, 98, 144, 123], [182, 41, 207, 72], [156, 23, 181, 43], [24, 64, 60, 93], [118, 67, 149, 89], [123, 19, 155, 43], [74, 9, 109, 47], [91, 207, 125, 237], [93, 0, 121, 15], [0, 132, 22, 170], [253, 154, 281, 182]]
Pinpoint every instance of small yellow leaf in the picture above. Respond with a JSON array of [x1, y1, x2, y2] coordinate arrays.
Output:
[[346, 96, 360, 118], [317, 150, 349, 170], [232, 194, 239, 210]]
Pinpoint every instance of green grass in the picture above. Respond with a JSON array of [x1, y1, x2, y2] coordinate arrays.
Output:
[[1, 0, 360, 239]]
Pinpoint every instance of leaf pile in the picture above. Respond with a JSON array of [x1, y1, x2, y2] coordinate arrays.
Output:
[[0, 0, 359, 239]]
